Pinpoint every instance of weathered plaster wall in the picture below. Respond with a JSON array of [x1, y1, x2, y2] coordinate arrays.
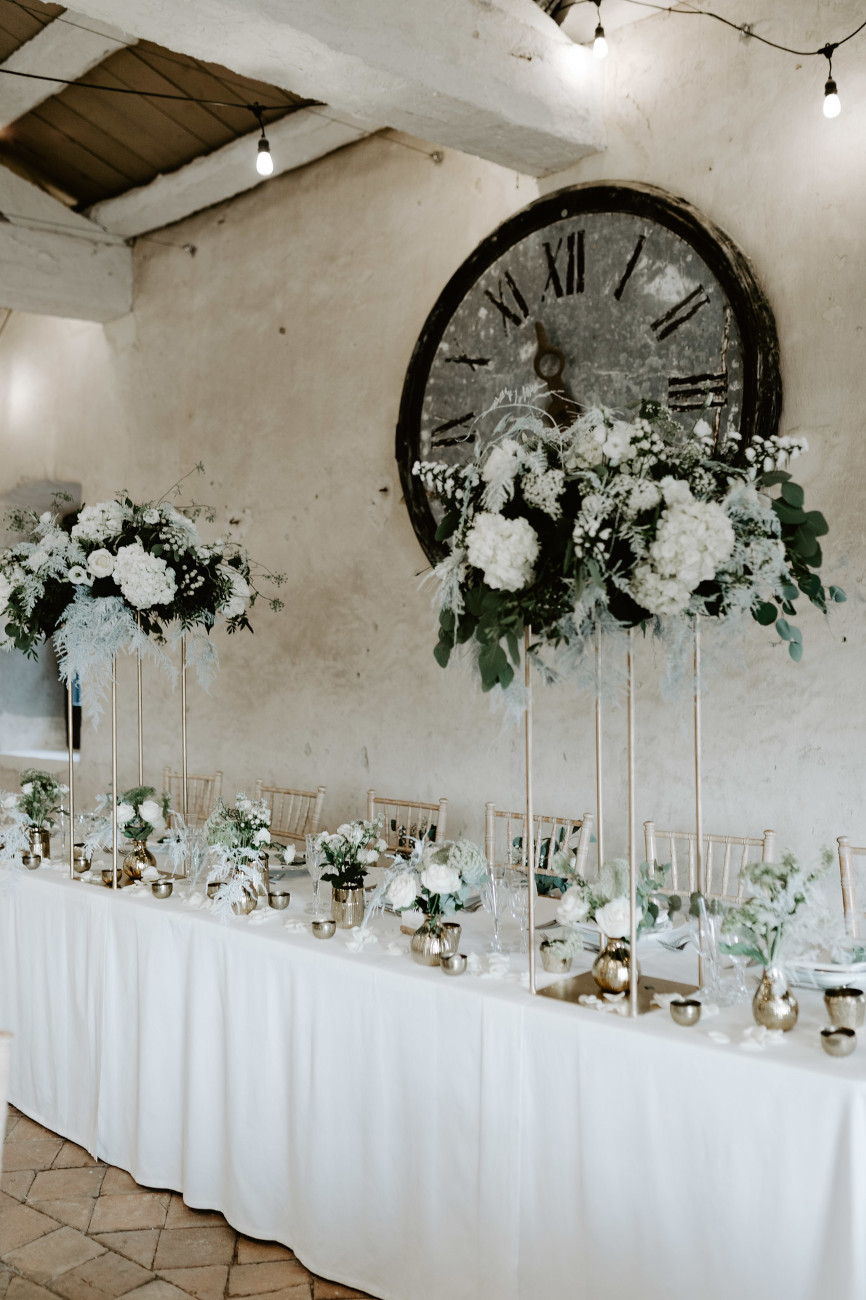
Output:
[[0, 0, 864, 874]]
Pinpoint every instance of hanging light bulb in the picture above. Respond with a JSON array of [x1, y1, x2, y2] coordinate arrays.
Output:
[[256, 138, 274, 175], [593, 22, 608, 58], [823, 76, 841, 117]]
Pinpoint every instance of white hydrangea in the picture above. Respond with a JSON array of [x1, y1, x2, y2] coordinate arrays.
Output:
[[630, 564, 692, 616], [521, 468, 565, 519], [481, 438, 521, 485], [465, 512, 539, 592], [564, 410, 607, 470], [660, 477, 693, 506], [219, 567, 250, 619], [626, 479, 662, 516], [649, 500, 735, 589], [112, 544, 177, 610], [602, 420, 636, 466], [71, 501, 127, 544]]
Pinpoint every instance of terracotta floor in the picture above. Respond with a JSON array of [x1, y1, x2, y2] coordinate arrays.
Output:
[[1, 1106, 373, 1300]]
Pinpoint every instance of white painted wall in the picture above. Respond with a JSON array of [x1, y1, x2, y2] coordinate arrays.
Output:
[[0, 0, 863, 880]]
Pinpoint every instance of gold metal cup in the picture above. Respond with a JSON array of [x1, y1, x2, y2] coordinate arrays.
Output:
[[824, 987, 865, 1030]]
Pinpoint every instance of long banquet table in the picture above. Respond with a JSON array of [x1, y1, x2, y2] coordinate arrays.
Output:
[[2, 862, 866, 1300]]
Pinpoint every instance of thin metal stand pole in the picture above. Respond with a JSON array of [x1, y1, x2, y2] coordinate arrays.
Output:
[[67, 683, 75, 879], [595, 628, 604, 873], [136, 617, 144, 786], [525, 626, 536, 995], [111, 658, 118, 890], [627, 629, 638, 1019], [181, 636, 188, 821], [694, 616, 704, 987]]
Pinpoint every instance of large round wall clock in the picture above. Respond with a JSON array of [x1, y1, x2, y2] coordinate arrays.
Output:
[[396, 181, 781, 565]]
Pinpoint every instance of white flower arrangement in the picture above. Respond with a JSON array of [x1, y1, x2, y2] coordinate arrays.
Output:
[[204, 794, 275, 911], [385, 837, 488, 918], [416, 394, 845, 692], [554, 858, 674, 943], [316, 819, 387, 889], [720, 851, 830, 968]]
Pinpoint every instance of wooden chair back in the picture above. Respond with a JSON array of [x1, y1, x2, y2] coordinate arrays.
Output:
[[643, 821, 777, 901], [485, 802, 594, 881], [162, 767, 223, 828], [837, 836, 866, 937], [366, 790, 448, 852], [254, 782, 326, 848]]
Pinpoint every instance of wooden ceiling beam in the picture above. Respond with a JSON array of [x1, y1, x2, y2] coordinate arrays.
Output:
[[0, 163, 131, 320], [64, 0, 604, 177], [86, 107, 372, 238], [0, 9, 136, 131]]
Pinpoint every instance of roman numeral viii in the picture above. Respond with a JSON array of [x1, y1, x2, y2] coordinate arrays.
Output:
[[667, 372, 728, 411], [484, 270, 530, 332], [651, 286, 710, 341], [542, 231, 585, 299]]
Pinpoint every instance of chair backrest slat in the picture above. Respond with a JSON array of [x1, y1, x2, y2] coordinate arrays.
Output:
[[367, 790, 448, 852], [485, 802, 594, 881], [643, 821, 777, 903], [838, 836, 866, 938], [163, 767, 222, 828], [254, 782, 326, 846]]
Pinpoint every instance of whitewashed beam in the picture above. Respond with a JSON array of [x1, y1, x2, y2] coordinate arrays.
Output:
[[87, 107, 373, 237], [0, 10, 135, 130], [0, 164, 131, 321], [66, 0, 604, 176]]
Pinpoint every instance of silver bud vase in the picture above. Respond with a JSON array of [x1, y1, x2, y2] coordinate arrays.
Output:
[[752, 966, 798, 1032]]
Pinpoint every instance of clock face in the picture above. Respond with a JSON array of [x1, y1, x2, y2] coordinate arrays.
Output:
[[396, 182, 781, 564]]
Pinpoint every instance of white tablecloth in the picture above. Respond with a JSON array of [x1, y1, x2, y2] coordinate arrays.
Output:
[[2, 863, 865, 1300]]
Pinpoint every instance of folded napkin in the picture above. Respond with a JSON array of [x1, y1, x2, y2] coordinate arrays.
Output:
[[344, 929, 379, 953]]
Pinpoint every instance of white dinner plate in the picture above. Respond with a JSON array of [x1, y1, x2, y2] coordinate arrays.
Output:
[[787, 958, 866, 991]]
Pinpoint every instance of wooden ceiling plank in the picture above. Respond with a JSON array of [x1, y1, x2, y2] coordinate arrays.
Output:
[[70, 60, 219, 158], [47, 82, 172, 171], [28, 94, 156, 187], [13, 109, 133, 202], [127, 43, 252, 133], [98, 45, 237, 147]]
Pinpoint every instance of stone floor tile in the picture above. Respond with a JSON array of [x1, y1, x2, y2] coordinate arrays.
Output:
[[6, 1122, 53, 1146], [246, 1289, 310, 1300], [312, 1284, 369, 1300], [162, 1201, 224, 1233], [50, 1249, 154, 1300], [0, 1199, 57, 1255], [228, 1260, 310, 1296], [28, 1200, 95, 1234], [5, 1277, 58, 1300], [4, 1117, 18, 1141], [2, 1226, 105, 1283], [119, 1282, 197, 1300], [235, 1239, 295, 1265], [0, 1265, 11, 1298], [0, 1174, 35, 1204], [152, 1228, 235, 1272], [156, 1266, 228, 1300], [2, 1142, 63, 1174], [92, 1233, 161, 1272], [89, 1198, 169, 1236], [52, 1144, 103, 1172], [98, 1172, 141, 1199], [29, 1170, 105, 1203]]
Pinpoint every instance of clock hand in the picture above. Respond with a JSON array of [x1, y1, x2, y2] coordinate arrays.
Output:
[[533, 322, 580, 428]]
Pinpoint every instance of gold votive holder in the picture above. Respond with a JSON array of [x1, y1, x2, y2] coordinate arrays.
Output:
[[441, 952, 467, 976], [312, 919, 336, 939], [440, 922, 461, 957], [207, 881, 221, 899], [821, 1027, 857, 1058], [151, 879, 173, 899], [22, 853, 40, 870], [268, 890, 291, 910], [824, 987, 865, 1030], [670, 999, 702, 1027]]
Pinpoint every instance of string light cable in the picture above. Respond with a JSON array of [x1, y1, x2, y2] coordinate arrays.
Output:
[[551, 0, 866, 115]]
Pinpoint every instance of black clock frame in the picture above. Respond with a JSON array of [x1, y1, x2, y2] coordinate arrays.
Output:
[[395, 180, 782, 566]]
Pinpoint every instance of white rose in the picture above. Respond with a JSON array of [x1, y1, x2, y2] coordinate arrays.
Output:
[[115, 802, 135, 826], [595, 896, 632, 939], [20, 782, 33, 795], [360, 846, 380, 864], [68, 565, 92, 586], [386, 873, 419, 911], [143, 509, 160, 524], [88, 549, 115, 578], [149, 816, 166, 840], [139, 799, 161, 823], [255, 827, 271, 845], [336, 823, 354, 838], [557, 889, 590, 925], [602, 421, 635, 466], [420, 862, 461, 897]]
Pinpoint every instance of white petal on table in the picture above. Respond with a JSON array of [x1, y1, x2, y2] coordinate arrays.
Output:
[[284, 919, 309, 933], [344, 930, 379, 953], [707, 1030, 731, 1045]]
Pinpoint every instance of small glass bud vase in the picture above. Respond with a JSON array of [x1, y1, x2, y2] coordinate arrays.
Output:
[[592, 937, 636, 993], [410, 916, 444, 966], [122, 840, 156, 882], [331, 884, 366, 929], [752, 966, 799, 1032]]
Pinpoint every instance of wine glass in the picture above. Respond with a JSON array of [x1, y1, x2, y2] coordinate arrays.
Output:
[[719, 918, 754, 1004], [508, 867, 530, 954], [305, 834, 325, 917], [481, 864, 507, 953]]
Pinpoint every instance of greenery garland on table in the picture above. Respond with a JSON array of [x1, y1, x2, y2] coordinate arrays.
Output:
[[414, 394, 845, 692], [0, 466, 284, 708]]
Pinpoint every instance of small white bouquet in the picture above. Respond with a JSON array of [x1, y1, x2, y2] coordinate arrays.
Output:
[[385, 838, 488, 919], [316, 819, 387, 890], [204, 794, 275, 909]]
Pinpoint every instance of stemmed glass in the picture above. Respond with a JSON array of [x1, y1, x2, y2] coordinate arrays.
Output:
[[305, 833, 325, 917], [719, 917, 753, 1005], [481, 864, 507, 953], [508, 867, 530, 955]]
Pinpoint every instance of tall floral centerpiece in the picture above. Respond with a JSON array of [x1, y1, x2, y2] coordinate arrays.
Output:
[[114, 786, 171, 881], [17, 769, 67, 859], [204, 794, 275, 916], [415, 397, 844, 690], [316, 820, 387, 929], [385, 838, 488, 965], [720, 852, 829, 1030]]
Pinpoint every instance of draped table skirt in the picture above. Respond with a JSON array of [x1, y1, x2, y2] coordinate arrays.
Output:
[[2, 865, 865, 1300]]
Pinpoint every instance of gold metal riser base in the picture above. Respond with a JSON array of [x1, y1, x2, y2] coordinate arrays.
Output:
[[537, 970, 698, 1015]]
